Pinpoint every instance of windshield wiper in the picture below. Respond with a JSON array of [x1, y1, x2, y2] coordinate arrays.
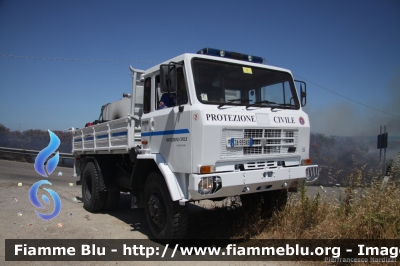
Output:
[[218, 99, 250, 108], [245, 101, 297, 110], [246, 100, 276, 109], [270, 104, 298, 111]]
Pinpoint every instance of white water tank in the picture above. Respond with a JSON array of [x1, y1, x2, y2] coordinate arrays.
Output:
[[102, 84, 143, 120]]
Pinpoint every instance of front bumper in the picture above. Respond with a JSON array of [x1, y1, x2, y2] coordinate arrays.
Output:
[[188, 165, 318, 200]]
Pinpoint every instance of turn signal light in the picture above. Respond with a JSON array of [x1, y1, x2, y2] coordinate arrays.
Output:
[[301, 158, 312, 165], [200, 165, 215, 174]]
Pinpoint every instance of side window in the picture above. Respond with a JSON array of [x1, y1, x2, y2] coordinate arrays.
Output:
[[155, 75, 162, 109], [156, 67, 188, 110], [177, 67, 188, 105], [143, 77, 151, 114]]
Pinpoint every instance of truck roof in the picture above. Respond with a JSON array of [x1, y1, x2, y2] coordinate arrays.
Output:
[[143, 53, 293, 77]]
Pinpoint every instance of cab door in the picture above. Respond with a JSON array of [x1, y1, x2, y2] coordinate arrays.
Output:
[[141, 67, 192, 174]]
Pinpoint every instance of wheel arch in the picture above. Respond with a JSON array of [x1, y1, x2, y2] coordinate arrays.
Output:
[[80, 155, 119, 192], [132, 154, 185, 206]]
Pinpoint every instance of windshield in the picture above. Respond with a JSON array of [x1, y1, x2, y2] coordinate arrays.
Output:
[[192, 59, 300, 109]]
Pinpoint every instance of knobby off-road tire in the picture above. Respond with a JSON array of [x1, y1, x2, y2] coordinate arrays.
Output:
[[240, 189, 288, 218], [144, 172, 188, 239], [82, 162, 106, 212]]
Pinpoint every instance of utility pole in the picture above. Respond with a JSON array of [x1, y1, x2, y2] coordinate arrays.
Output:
[[377, 125, 388, 175], [383, 126, 387, 175]]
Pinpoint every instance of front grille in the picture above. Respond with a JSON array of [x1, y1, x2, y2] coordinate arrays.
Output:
[[265, 129, 281, 138], [244, 129, 263, 138], [221, 128, 298, 158], [243, 146, 263, 155]]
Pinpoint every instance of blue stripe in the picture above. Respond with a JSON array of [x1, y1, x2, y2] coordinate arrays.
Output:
[[112, 132, 127, 137], [79, 131, 128, 142], [141, 129, 189, 137], [96, 132, 127, 139]]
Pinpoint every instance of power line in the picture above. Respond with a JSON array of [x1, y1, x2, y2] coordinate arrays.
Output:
[[293, 73, 400, 119], [2, 53, 399, 119], [0, 54, 159, 64], [264, 59, 400, 119]]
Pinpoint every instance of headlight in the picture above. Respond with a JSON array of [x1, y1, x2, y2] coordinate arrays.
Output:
[[198, 176, 222, 195], [199, 177, 213, 194]]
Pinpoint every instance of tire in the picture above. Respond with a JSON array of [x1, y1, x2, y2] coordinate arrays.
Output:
[[241, 189, 288, 217], [103, 191, 120, 211], [82, 162, 106, 212], [144, 172, 188, 239]]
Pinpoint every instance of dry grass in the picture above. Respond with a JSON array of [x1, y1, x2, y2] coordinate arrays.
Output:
[[260, 153, 400, 240], [187, 153, 400, 241]]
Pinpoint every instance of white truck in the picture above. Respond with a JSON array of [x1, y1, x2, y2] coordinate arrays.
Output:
[[71, 48, 319, 239]]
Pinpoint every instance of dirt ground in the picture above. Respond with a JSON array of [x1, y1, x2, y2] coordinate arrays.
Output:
[[1, 159, 328, 265]]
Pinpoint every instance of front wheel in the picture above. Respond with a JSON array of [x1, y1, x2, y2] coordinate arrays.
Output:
[[144, 172, 188, 239]]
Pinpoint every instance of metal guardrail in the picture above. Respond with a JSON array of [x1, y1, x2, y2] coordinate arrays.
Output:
[[0, 147, 73, 158], [0, 147, 74, 167]]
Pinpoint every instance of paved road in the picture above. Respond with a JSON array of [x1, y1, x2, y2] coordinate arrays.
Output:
[[0, 159, 322, 265]]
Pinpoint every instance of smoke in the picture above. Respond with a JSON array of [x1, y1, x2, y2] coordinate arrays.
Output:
[[305, 69, 400, 137], [385, 69, 400, 135]]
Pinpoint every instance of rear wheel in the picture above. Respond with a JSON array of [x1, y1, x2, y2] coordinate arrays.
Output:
[[82, 162, 106, 212], [241, 189, 288, 217], [144, 172, 188, 239]]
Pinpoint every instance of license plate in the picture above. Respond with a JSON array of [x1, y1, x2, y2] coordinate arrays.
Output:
[[229, 138, 253, 147]]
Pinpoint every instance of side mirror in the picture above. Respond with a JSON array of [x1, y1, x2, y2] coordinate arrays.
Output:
[[300, 84, 306, 107], [295, 80, 306, 107], [160, 63, 177, 93]]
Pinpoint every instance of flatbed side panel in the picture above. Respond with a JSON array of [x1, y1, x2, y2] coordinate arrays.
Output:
[[72, 117, 140, 154]]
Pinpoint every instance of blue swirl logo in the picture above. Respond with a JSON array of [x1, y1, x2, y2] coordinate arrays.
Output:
[[29, 130, 62, 221], [29, 180, 62, 220], [34, 130, 60, 177]]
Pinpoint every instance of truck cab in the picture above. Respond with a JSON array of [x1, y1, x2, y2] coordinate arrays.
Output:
[[72, 48, 318, 240], [139, 48, 318, 200]]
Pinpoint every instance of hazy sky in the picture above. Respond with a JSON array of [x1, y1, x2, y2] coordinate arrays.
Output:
[[0, 0, 399, 136]]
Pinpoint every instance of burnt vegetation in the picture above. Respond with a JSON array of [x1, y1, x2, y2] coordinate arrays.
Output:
[[310, 133, 399, 186]]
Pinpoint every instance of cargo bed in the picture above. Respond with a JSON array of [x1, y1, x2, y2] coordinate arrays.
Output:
[[72, 117, 141, 154]]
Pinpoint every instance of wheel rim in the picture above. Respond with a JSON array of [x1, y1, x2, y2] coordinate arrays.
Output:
[[147, 192, 166, 229], [83, 172, 92, 201]]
